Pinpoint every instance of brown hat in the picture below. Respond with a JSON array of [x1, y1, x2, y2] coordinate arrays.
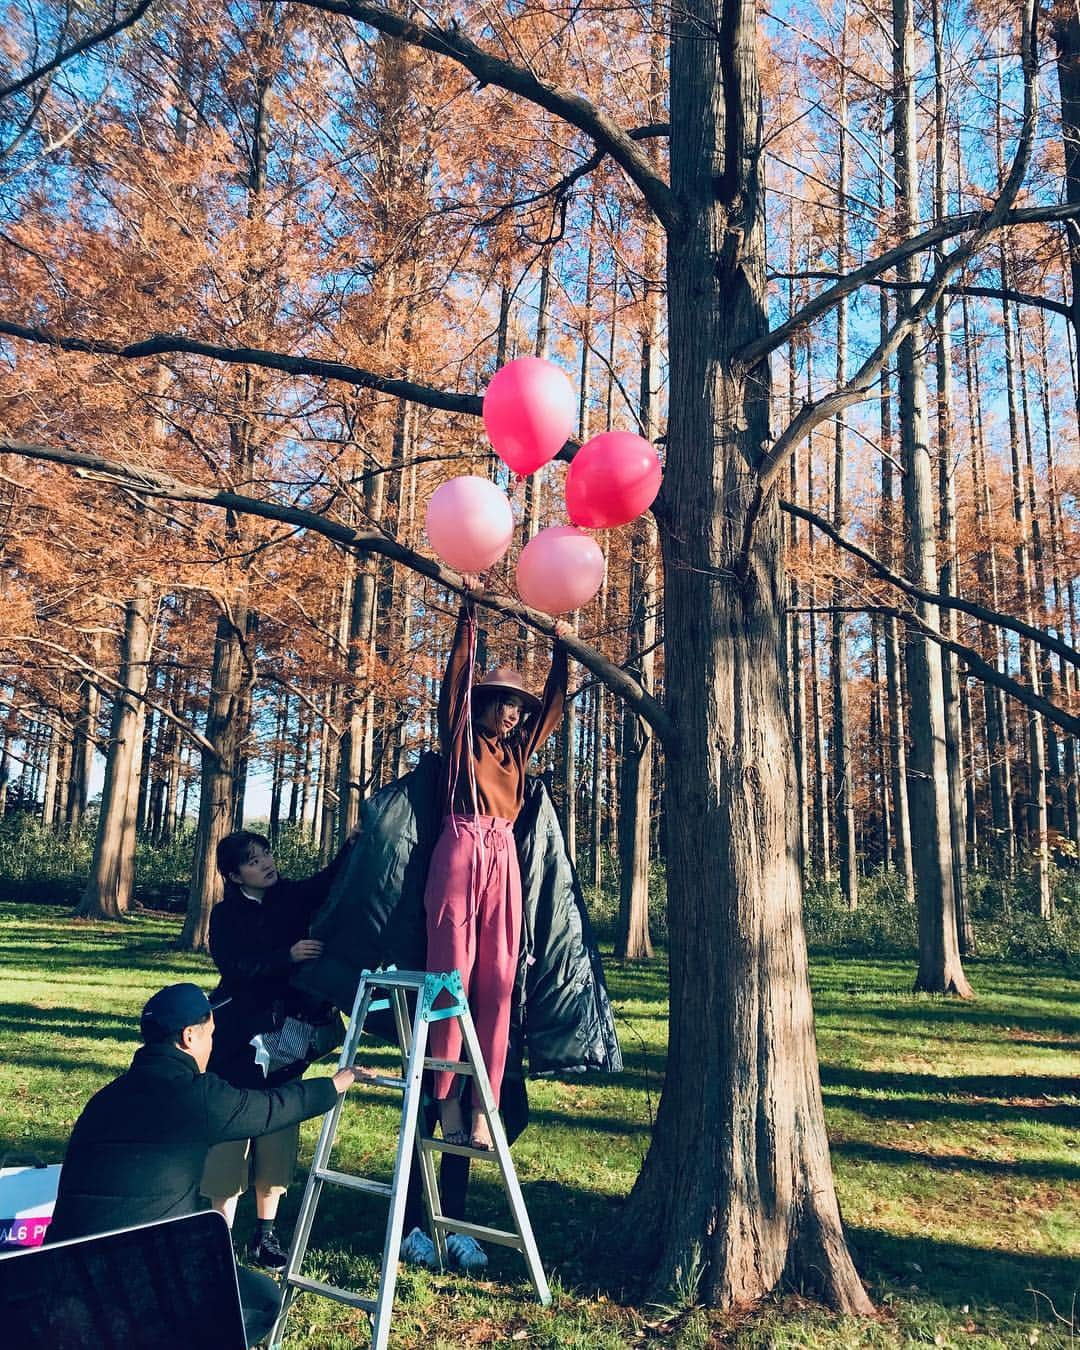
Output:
[[472, 666, 541, 715]]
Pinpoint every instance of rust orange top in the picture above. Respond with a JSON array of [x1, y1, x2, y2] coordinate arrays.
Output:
[[438, 601, 567, 822]]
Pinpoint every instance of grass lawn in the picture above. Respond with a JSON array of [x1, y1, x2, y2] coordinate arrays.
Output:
[[0, 902, 1077, 1348]]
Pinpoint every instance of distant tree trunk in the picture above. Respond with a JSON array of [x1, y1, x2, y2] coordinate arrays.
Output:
[[41, 715, 60, 829], [932, 0, 972, 952], [876, 144, 915, 903], [1001, 276, 1051, 917], [830, 26, 858, 911], [616, 122, 662, 957], [805, 362, 831, 883], [180, 606, 251, 949], [893, 0, 970, 996], [1037, 307, 1080, 845], [1053, 4, 1080, 432], [68, 659, 100, 833], [962, 287, 1015, 879], [79, 583, 152, 919]]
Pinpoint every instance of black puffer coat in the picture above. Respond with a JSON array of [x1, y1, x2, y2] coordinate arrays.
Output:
[[293, 754, 622, 1076]]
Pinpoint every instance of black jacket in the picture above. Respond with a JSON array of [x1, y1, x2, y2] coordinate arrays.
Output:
[[293, 754, 622, 1076], [208, 848, 351, 1088], [47, 1042, 338, 1243]]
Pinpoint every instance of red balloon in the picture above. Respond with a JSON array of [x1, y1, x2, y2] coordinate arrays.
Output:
[[482, 357, 577, 475], [565, 431, 662, 529]]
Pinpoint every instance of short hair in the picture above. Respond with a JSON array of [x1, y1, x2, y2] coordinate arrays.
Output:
[[141, 1010, 212, 1048], [216, 830, 271, 881]]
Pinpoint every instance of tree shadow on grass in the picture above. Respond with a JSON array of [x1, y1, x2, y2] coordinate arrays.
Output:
[[824, 1088, 1080, 1130], [845, 1004, 1080, 1037], [847, 1224, 1080, 1319], [820, 1064, 1080, 1102], [831, 1138, 1080, 1184], [0, 1002, 138, 1042]]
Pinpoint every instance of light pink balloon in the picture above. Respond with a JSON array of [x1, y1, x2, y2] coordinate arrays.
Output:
[[565, 430, 663, 529], [425, 476, 514, 572], [483, 357, 577, 475], [516, 525, 606, 615]]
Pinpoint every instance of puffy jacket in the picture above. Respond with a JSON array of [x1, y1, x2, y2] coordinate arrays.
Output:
[[293, 754, 622, 1076]]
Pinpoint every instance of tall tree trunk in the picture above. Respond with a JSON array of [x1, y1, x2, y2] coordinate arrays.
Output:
[[877, 111, 915, 903], [962, 286, 1015, 879], [1053, 5, 1080, 432], [893, 0, 971, 996], [622, 0, 870, 1309], [180, 606, 252, 949], [79, 583, 152, 919], [806, 357, 831, 883], [932, 0, 972, 952], [616, 121, 662, 958], [831, 40, 857, 910]]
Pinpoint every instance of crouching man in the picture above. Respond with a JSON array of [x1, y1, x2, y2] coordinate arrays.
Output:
[[47, 982, 364, 1347]]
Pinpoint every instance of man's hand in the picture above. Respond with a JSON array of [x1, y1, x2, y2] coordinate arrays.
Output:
[[331, 1065, 378, 1093], [289, 939, 324, 963], [554, 619, 573, 641], [461, 572, 481, 594]]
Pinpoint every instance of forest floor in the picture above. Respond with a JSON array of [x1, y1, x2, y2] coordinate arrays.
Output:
[[0, 902, 1077, 1348]]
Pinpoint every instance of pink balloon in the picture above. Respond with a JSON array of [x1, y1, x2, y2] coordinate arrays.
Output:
[[425, 476, 514, 572], [565, 431, 663, 529], [483, 357, 577, 475], [516, 525, 605, 616]]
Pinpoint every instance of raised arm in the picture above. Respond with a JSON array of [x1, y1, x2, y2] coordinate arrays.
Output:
[[437, 599, 477, 748], [525, 637, 569, 757]]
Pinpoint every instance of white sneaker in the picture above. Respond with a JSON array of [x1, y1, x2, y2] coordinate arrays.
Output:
[[399, 1226, 437, 1268], [446, 1232, 488, 1272]]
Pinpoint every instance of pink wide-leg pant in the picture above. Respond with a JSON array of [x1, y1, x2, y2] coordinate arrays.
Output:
[[423, 814, 521, 1106]]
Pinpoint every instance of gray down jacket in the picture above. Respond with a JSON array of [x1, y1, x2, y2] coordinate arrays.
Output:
[[292, 753, 622, 1076]]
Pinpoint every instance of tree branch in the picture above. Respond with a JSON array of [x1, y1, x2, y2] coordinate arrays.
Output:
[[8, 634, 215, 756], [781, 497, 1080, 669], [275, 0, 680, 231], [768, 270, 1072, 320], [0, 0, 156, 102], [0, 438, 676, 746], [740, 202, 1078, 369], [795, 603, 1080, 741], [753, 0, 1040, 499], [0, 318, 484, 417]]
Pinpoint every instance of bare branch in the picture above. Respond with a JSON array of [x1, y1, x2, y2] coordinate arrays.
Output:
[[797, 603, 1080, 741], [780, 497, 1080, 670], [273, 0, 680, 231], [9, 634, 215, 756], [768, 270, 1072, 320], [0, 318, 484, 417], [0, 0, 155, 102], [753, 0, 1040, 497], [0, 437, 676, 746]]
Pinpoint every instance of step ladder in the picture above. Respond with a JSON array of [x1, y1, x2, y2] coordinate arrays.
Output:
[[268, 969, 552, 1350]]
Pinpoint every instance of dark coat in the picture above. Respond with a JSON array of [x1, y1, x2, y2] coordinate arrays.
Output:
[[293, 754, 622, 1076], [47, 1042, 338, 1244], [208, 850, 350, 1088]]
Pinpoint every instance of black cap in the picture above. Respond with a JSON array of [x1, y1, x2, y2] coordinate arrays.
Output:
[[140, 983, 214, 1037]]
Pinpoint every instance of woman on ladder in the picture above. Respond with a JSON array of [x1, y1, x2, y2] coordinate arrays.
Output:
[[424, 581, 569, 1153]]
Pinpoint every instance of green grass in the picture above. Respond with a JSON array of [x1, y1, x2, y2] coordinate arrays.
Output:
[[1, 903, 1077, 1348]]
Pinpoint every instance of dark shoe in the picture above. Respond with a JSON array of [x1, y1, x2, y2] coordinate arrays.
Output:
[[249, 1227, 288, 1271]]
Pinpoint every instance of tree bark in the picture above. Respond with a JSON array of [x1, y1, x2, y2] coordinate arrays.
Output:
[[79, 584, 152, 919], [893, 0, 971, 996], [622, 0, 871, 1309]]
